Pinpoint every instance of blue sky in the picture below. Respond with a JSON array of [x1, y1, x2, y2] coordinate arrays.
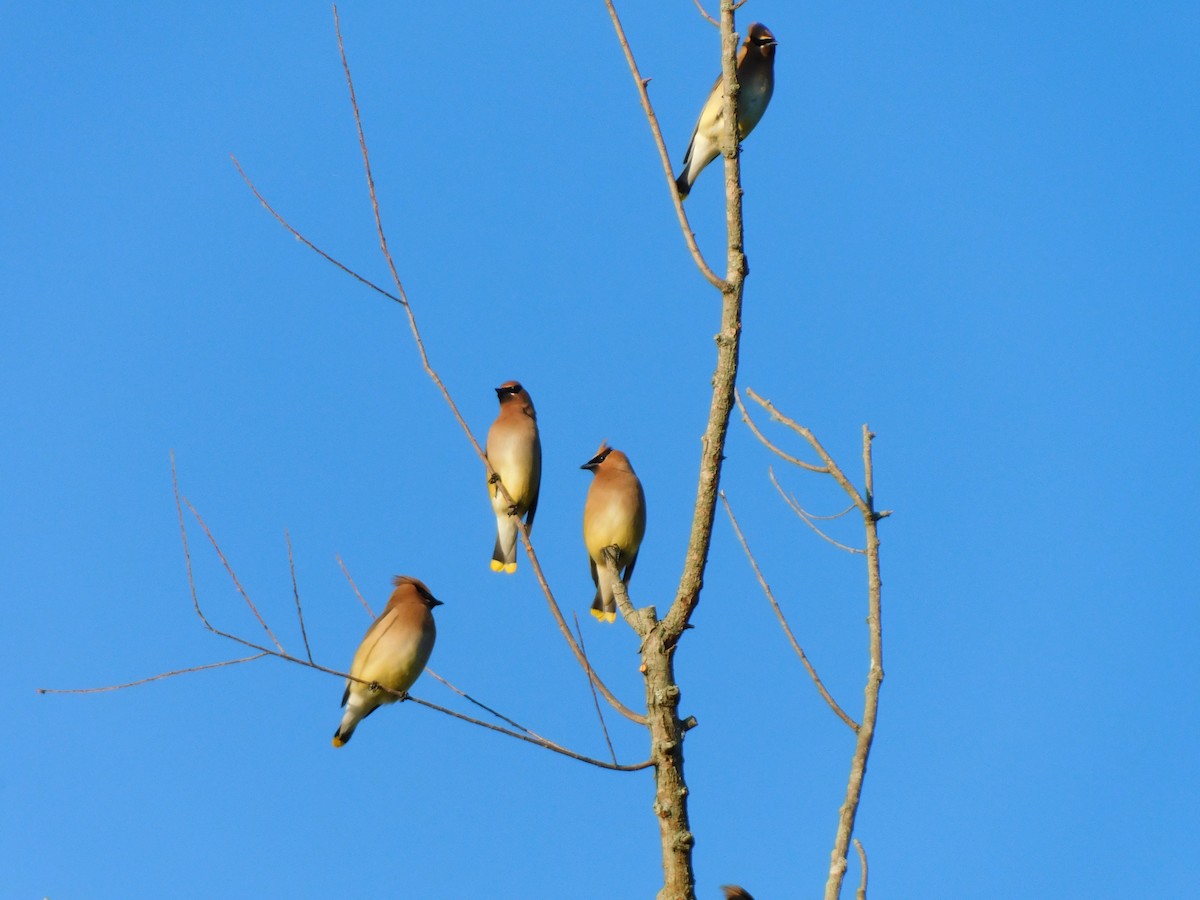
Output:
[[4, 3, 1198, 898]]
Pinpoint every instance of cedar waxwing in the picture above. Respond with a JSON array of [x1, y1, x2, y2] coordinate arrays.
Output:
[[332, 575, 441, 748], [581, 444, 647, 623], [676, 23, 778, 200], [485, 380, 542, 573], [721, 888, 755, 900]]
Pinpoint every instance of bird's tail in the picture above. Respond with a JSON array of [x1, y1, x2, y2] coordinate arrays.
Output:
[[332, 715, 357, 748], [675, 170, 692, 201], [491, 515, 518, 573], [590, 590, 617, 624]]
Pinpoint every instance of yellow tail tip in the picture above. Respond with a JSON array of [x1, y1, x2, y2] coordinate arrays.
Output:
[[332, 735, 346, 748], [490, 560, 517, 573], [590, 608, 617, 624], [503, 562, 517, 574], [489, 560, 505, 572]]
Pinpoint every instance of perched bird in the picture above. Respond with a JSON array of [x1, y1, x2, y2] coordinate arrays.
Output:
[[332, 575, 442, 748], [676, 22, 778, 200], [485, 380, 542, 573], [581, 444, 647, 623]]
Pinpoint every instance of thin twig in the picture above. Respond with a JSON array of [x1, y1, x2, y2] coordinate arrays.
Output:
[[854, 838, 869, 900], [37, 655, 269, 694], [242, 7, 641, 725], [601, 0, 726, 289], [236, 106, 642, 728], [517, 524, 647, 724], [803, 504, 857, 522], [170, 460, 643, 771], [747, 388, 870, 514], [720, 492, 858, 731], [406, 695, 651, 772], [232, 156, 402, 306], [574, 612, 618, 765], [769, 468, 865, 555], [172, 451, 213, 631], [333, 5, 409, 307], [184, 498, 286, 653], [286, 530, 313, 664], [735, 390, 829, 473], [424, 667, 551, 743], [336, 554, 375, 618], [690, 0, 719, 27]]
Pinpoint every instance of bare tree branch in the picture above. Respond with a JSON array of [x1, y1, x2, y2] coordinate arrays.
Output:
[[573, 612, 618, 766], [520, 530, 647, 724], [37, 655, 269, 694], [690, 0, 719, 27], [231, 155, 402, 305], [336, 554, 375, 618], [601, 0, 726, 289], [182, 495, 285, 654], [803, 504, 857, 522], [853, 838, 869, 900], [823, 426, 885, 900], [769, 468, 865, 555], [422, 667, 556, 747], [745, 388, 871, 515], [661, 3, 746, 646], [736, 390, 888, 898], [406, 694, 651, 772], [720, 492, 858, 731], [736, 389, 829, 473], [601, 4, 753, 896], [286, 530, 313, 664], [164, 465, 652, 772], [229, 8, 646, 726]]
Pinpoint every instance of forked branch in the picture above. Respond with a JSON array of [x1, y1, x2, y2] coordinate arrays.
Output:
[[602, 0, 725, 288], [735, 393, 886, 900], [42, 456, 651, 772], [228, 5, 646, 726]]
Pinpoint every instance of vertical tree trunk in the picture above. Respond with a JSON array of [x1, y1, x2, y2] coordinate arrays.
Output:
[[642, 616, 696, 900]]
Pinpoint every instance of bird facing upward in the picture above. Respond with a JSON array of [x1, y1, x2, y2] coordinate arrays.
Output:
[[581, 444, 647, 623], [676, 22, 778, 200], [332, 575, 442, 748], [486, 381, 542, 574]]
